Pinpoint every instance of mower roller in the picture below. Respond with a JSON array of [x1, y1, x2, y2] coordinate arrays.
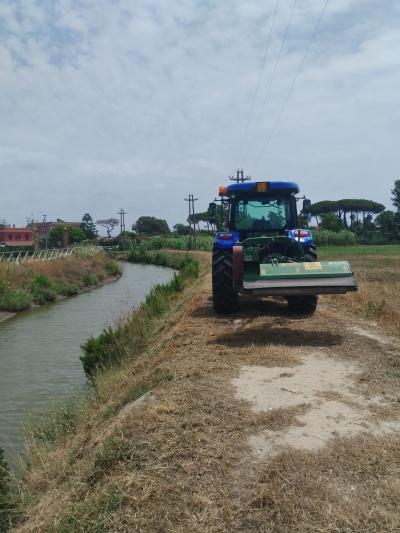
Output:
[[209, 180, 357, 314]]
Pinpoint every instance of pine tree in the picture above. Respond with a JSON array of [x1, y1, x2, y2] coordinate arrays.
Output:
[[391, 180, 400, 213], [81, 213, 98, 240]]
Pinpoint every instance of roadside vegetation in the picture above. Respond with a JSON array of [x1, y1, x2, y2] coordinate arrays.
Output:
[[81, 250, 199, 378], [0, 252, 121, 313], [9, 250, 203, 531]]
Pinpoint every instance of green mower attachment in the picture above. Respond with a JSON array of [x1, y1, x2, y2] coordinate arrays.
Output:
[[242, 260, 357, 296]]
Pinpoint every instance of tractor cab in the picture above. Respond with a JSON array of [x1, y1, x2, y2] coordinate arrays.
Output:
[[208, 180, 314, 257]]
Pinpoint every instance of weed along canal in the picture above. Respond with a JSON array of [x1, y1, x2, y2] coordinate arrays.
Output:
[[0, 262, 175, 465]]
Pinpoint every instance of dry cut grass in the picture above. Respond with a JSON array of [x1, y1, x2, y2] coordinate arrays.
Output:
[[324, 253, 400, 338]]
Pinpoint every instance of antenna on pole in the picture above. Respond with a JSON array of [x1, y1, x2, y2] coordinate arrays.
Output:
[[184, 194, 198, 250], [229, 168, 251, 183]]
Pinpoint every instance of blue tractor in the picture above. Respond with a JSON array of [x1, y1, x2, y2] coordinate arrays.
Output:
[[209, 180, 357, 314]]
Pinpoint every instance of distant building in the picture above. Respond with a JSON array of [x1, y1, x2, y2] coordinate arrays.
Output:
[[0, 227, 34, 247], [28, 218, 81, 237]]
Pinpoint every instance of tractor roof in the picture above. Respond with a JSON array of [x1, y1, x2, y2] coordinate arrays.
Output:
[[222, 181, 299, 196]]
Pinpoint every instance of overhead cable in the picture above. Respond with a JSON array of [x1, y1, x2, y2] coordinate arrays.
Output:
[[239, 0, 280, 162], [253, 0, 329, 164], [245, 0, 297, 165]]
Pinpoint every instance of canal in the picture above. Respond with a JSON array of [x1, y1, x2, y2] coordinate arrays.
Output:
[[0, 262, 175, 465]]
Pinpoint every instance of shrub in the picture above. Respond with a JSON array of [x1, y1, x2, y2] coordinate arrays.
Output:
[[31, 286, 57, 304], [0, 288, 32, 311], [82, 273, 99, 286], [105, 260, 122, 277], [55, 280, 80, 296], [81, 327, 129, 379], [30, 274, 57, 304]]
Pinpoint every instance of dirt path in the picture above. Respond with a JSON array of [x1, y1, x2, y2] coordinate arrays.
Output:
[[153, 267, 400, 531]]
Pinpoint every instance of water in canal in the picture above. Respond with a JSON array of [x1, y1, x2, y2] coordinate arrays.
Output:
[[0, 263, 175, 464]]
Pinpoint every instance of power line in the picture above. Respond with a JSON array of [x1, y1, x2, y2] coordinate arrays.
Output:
[[239, 0, 280, 162], [245, 0, 297, 165], [253, 0, 329, 165]]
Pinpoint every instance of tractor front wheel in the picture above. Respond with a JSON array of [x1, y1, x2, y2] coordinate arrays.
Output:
[[212, 246, 239, 314], [287, 295, 318, 315]]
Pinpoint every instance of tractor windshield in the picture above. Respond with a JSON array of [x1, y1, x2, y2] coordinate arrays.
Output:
[[233, 197, 295, 232]]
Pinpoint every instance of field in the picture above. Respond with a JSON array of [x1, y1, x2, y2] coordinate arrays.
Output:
[[9, 245, 400, 532], [319, 244, 400, 338]]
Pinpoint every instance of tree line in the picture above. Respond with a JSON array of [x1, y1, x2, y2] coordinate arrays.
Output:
[[303, 180, 400, 242], [2, 180, 399, 247]]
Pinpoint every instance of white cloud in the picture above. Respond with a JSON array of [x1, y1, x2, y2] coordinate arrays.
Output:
[[0, 0, 399, 228]]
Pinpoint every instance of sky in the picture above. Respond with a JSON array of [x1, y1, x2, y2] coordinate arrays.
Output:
[[0, 0, 399, 230]]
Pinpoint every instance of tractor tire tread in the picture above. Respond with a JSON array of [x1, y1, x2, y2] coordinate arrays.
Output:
[[212, 246, 239, 313]]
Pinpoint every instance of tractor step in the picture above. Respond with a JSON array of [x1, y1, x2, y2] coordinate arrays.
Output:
[[242, 261, 357, 296]]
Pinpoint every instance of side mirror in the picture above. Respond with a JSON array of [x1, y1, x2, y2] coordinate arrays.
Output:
[[207, 202, 217, 220], [302, 198, 311, 213]]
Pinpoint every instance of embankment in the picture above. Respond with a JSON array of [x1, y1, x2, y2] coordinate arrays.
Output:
[[5, 250, 204, 532], [7, 246, 400, 532], [0, 251, 122, 317]]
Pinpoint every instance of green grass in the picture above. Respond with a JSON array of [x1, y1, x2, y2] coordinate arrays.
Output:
[[55, 280, 80, 296], [105, 260, 122, 277], [82, 273, 99, 286], [318, 244, 400, 259]]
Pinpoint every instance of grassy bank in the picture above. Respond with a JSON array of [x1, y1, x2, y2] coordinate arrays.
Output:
[[6, 246, 400, 531], [0, 252, 122, 313], [81, 251, 199, 378], [9, 251, 203, 532]]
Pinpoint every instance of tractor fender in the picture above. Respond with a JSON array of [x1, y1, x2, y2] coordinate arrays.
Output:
[[233, 245, 243, 289]]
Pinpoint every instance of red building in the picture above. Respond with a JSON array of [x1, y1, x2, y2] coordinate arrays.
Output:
[[0, 227, 34, 247]]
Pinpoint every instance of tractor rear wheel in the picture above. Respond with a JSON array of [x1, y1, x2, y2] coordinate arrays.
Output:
[[305, 244, 317, 262], [212, 246, 239, 313], [287, 295, 318, 314]]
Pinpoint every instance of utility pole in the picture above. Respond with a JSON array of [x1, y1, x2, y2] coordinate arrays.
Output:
[[117, 208, 127, 244], [42, 214, 48, 250], [229, 168, 251, 183], [184, 194, 198, 249]]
